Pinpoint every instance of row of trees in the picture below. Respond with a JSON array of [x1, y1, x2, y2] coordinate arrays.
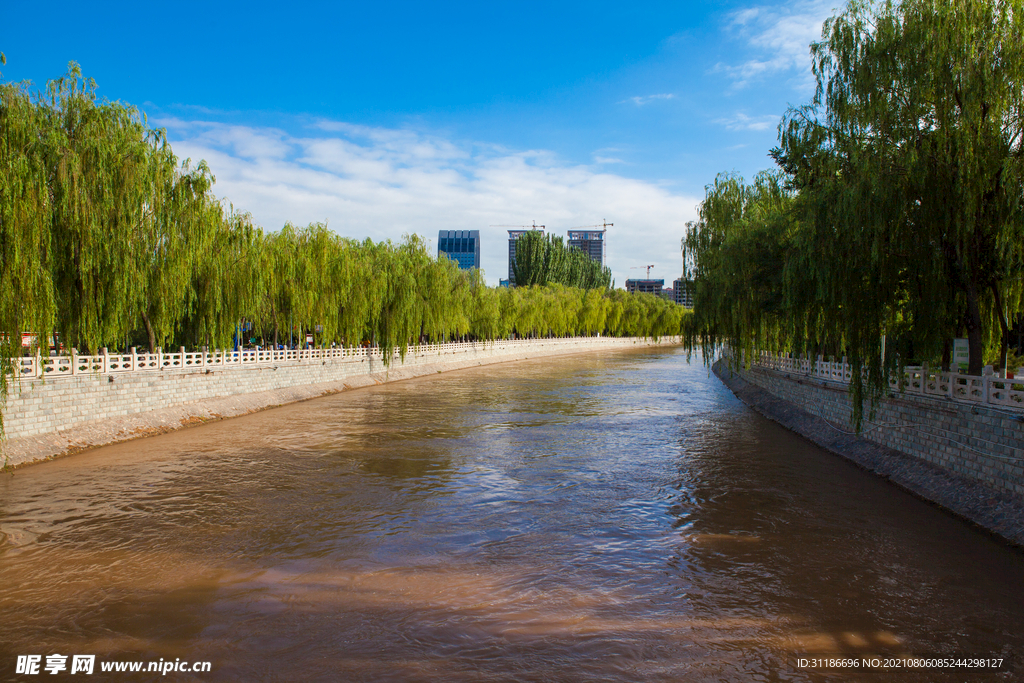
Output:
[[511, 230, 613, 289], [684, 0, 1024, 422], [1, 60, 688, 434]]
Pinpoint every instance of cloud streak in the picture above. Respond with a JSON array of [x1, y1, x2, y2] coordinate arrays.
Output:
[[716, 0, 836, 90], [715, 112, 780, 131], [159, 117, 699, 286], [622, 93, 676, 107]]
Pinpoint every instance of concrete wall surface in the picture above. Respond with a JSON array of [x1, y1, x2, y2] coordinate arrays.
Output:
[[2, 337, 676, 469]]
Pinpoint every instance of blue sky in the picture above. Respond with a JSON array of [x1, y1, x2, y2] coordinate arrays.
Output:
[[1, 0, 839, 285]]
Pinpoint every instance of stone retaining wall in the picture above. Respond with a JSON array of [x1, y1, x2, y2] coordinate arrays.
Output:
[[2, 337, 675, 469]]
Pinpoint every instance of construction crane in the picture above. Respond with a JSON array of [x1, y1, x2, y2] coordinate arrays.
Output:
[[490, 221, 545, 230], [566, 220, 613, 231], [631, 265, 656, 278]]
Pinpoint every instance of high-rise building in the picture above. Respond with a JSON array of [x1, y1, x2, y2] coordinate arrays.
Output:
[[438, 230, 480, 269], [567, 228, 607, 265], [672, 278, 694, 308], [507, 228, 544, 286], [625, 279, 664, 295]]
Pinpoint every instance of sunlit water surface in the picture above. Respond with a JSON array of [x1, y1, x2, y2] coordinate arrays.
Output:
[[1, 348, 1022, 681]]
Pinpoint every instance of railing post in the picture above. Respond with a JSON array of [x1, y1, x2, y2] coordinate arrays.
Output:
[[100, 347, 109, 374]]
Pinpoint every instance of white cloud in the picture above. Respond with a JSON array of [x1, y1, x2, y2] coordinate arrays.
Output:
[[158, 118, 699, 286], [622, 93, 676, 106], [715, 112, 780, 131], [716, 0, 836, 90]]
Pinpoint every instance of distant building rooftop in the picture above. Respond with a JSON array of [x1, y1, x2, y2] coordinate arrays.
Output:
[[625, 279, 664, 295], [438, 230, 480, 270]]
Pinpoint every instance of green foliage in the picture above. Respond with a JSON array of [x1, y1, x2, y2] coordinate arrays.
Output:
[[512, 230, 612, 290], [686, 0, 1024, 427], [682, 172, 795, 361], [780, 0, 1024, 374], [0, 62, 688, 440]]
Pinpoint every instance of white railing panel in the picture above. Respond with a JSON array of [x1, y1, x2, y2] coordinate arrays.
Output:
[[40, 356, 74, 377], [183, 352, 205, 368], [742, 348, 1023, 414], [989, 378, 1024, 408], [107, 356, 134, 370], [79, 355, 108, 373], [16, 357, 39, 378], [923, 369, 950, 397], [904, 366, 925, 394]]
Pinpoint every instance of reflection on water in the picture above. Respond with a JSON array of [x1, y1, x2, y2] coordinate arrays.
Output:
[[1, 348, 1022, 681]]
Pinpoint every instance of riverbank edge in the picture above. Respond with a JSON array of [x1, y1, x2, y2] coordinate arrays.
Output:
[[713, 359, 1024, 549], [2, 338, 678, 471]]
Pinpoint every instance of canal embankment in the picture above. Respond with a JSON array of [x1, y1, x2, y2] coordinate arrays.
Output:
[[714, 358, 1024, 547], [2, 337, 678, 469]]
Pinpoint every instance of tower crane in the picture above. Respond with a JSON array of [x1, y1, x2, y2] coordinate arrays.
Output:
[[490, 221, 545, 230], [631, 265, 656, 278], [566, 220, 613, 231]]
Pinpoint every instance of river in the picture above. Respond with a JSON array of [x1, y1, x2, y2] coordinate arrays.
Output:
[[1, 347, 1021, 681]]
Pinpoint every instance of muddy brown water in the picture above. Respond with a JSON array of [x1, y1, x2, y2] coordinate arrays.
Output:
[[1, 348, 1022, 682]]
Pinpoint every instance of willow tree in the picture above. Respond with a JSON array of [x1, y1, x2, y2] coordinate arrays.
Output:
[[413, 239, 473, 343], [511, 230, 547, 287], [682, 171, 795, 362], [364, 236, 446, 362], [332, 237, 375, 348], [466, 271, 502, 340], [774, 0, 1024, 377], [1, 56, 57, 439], [292, 223, 343, 345], [578, 288, 608, 336], [138, 159, 221, 352], [185, 208, 263, 350], [39, 64, 175, 353], [512, 230, 612, 290]]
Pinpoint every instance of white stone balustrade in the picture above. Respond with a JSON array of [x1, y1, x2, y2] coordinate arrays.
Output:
[[741, 350, 1024, 412], [8, 338, 613, 381]]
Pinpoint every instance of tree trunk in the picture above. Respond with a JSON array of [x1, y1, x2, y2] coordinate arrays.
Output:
[[965, 280, 984, 375], [991, 283, 1010, 374], [141, 310, 157, 355], [271, 303, 279, 349]]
